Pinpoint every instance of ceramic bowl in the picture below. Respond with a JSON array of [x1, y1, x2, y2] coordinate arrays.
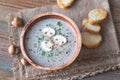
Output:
[[20, 12, 81, 70]]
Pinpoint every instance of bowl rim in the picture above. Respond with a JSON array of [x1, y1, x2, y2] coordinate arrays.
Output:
[[20, 12, 82, 70]]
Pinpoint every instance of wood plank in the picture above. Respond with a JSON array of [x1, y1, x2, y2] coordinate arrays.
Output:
[[109, 0, 120, 23], [0, 0, 56, 9], [109, 0, 120, 44], [0, 21, 13, 80], [0, 70, 13, 80]]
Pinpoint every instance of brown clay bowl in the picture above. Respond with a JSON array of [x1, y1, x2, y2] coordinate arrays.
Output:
[[20, 12, 82, 70]]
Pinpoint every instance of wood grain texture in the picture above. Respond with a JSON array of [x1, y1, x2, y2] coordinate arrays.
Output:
[[0, 0, 56, 9], [0, 70, 13, 80], [0, 0, 120, 80], [109, 0, 120, 44], [0, 21, 13, 80]]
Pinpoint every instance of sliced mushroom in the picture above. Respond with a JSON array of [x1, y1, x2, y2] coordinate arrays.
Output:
[[41, 40, 54, 52], [53, 35, 67, 46], [42, 27, 55, 38]]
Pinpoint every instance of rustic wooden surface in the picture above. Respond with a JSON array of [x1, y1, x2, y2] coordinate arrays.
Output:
[[0, 0, 120, 80]]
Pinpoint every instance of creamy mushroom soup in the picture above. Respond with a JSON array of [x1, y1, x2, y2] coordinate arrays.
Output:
[[25, 18, 77, 67]]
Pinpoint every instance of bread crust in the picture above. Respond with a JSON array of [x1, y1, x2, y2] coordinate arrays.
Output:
[[83, 39, 102, 48], [81, 32, 102, 48], [88, 8, 107, 24], [57, 0, 74, 9], [82, 19, 101, 34]]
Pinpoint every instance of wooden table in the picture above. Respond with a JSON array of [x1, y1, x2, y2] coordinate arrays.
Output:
[[0, 0, 120, 80]]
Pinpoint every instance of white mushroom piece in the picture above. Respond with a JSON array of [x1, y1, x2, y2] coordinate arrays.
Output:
[[41, 40, 54, 52], [53, 35, 67, 46], [42, 27, 55, 38]]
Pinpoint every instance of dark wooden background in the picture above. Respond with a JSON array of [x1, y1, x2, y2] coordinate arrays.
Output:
[[0, 0, 120, 80]]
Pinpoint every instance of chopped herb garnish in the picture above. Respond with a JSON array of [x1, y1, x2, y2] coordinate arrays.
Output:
[[38, 35, 45, 43], [55, 54, 59, 56], [37, 35, 45, 53], [38, 41, 40, 43], [66, 32, 69, 34], [46, 24, 53, 27], [66, 32, 69, 37], [41, 50, 46, 56], [57, 21, 63, 27], [48, 53, 53, 57], [66, 49, 70, 54], [59, 52, 61, 54], [66, 35, 69, 37], [66, 51, 69, 54], [56, 28, 62, 35], [37, 43, 41, 53], [54, 52, 61, 56], [38, 38, 42, 40]]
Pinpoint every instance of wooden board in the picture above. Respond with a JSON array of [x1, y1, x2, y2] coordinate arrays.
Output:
[[0, 0, 120, 80], [0, 0, 56, 9]]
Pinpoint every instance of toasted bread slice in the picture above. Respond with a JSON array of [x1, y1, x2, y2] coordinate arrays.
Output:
[[88, 8, 107, 24], [82, 19, 101, 34], [57, 0, 74, 9], [81, 32, 102, 48]]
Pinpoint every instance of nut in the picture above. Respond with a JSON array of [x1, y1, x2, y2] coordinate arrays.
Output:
[[8, 45, 15, 55], [21, 58, 29, 66], [11, 17, 23, 27]]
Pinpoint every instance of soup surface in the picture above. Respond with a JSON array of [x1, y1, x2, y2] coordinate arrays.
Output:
[[25, 18, 77, 67]]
